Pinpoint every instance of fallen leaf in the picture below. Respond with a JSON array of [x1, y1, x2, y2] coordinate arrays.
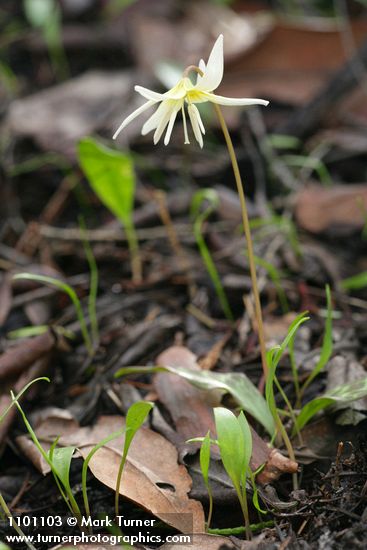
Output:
[[16, 414, 205, 534], [326, 355, 367, 425], [6, 71, 134, 157], [295, 183, 367, 234]]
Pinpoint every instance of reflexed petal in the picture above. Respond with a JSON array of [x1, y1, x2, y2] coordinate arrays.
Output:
[[203, 92, 269, 107], [196, 34, 223, 92], [164, 102, 182, 145], [142, 101, 168, 135], [153, 100, 177, 144], [113, 100, 156, 140], [188, 104, 204, 148], [135, 85, 165, 101]]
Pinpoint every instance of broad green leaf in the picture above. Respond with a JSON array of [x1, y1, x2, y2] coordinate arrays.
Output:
[[78, 138, 136, 229], [214, 408, 245, 494], [237, 411, 252, 470], [48, 446, 75, 491], [295, 377, 367, 433], [116, 366, 275, 435], [341, 271, 367, 291]]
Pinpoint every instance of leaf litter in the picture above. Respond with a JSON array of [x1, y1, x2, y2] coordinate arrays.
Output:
[[1, 1, 367, 549]]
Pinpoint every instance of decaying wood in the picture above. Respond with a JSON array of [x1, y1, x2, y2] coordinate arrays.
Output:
[[0, 330, 57, 380]]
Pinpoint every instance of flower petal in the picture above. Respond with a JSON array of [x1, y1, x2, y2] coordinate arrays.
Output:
[[196, 34, 223, 92], [202, 92, 269, 107], [141, 101, 167, 135], [188, 104, 204, 148], [153, 100, 178, 145], [164, 102, 182, 145], [135, 85, 165, 101], [113, 100, 156, 140]]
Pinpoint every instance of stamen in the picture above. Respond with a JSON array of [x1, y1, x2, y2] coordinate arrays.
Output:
[[181, 105, 190, 144]]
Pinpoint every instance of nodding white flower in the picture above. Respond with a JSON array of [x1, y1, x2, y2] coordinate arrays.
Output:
[[113, 34, 269, 148]]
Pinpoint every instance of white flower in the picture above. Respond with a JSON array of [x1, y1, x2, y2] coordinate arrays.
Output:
[[113, 34, 269, 148]]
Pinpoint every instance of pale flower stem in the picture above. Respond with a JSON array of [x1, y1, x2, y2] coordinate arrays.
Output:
[[214, 104, 268, 379]]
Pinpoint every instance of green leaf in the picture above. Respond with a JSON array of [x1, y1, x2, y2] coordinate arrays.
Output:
[[0, 378, 50, 425], [200, 431, 211, 489], [341, 271, 367, 291], [116, 366, 275, 435], [265, 312, 310, 420], [78, 138, 136, 229], [214, 408, 246, 495], [12, 272, 93, 355], [191, 189, 233, 321], [115, 401, 154, 516], [48, 446, 75, 491], [295, 377, 367, 433], [237, 411, 252, 470], [124, 401, 154, 451]]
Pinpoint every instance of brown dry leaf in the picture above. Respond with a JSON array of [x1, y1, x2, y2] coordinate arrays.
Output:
[[326, 356, 367, 425], [294, 183, 367, 234], [6, 71, 133, 157], [155, 346, 297, 482], [16, 413, 205, 534], [263, 313, 298, 343], [223, 18, 367, 105]]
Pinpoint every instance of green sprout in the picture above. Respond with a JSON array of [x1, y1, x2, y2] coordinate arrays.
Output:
[[23, 0, 69, 80], [191, 189, 234, 321], [78, 137, 142, 284], [13, 273, 94, 356], [214, 408, 253, 539], [115, 401, 154, 516]]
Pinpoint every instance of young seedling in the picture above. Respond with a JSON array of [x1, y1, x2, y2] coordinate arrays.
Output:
[[115, 364, 275, 435], [112, 34, 269, 379], [214, 407, 253, 539], [78, 137, 142, 284], [13, 273, 94, 357], [0, 493, 37, 550], [115, 401, 154, 516], [188, 430, 215, 530], [23, 0, 69, 80], [191, 189, 234, 321], [265, 312, 310, 488], [81, 426, 127, 534], [79, 216, 100, 347], [11, 392, 83, 524], [299, 284, 333, 399]]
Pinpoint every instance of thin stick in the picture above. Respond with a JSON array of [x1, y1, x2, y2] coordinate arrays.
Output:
[[214, 104, 268, 379]]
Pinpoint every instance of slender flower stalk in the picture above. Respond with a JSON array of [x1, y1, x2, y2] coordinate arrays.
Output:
[[213, 104, 268, 378], [113, 35, 269, 378]]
